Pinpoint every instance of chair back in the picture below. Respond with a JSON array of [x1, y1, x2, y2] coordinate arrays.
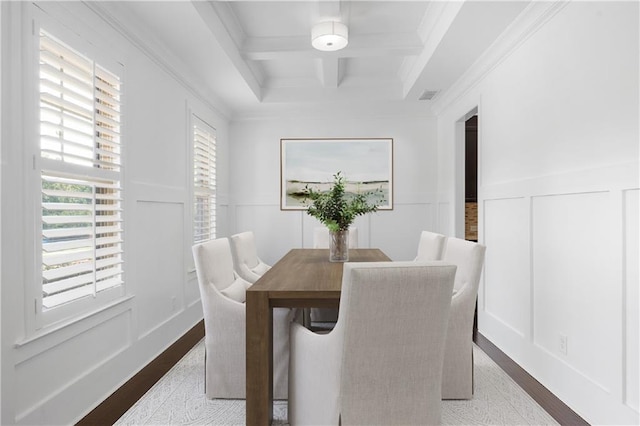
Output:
[[442, 237, 486, 294], [192, 238, 235, 292], [336, 261, 456, 425], [415, 230, 446, 261], [313, 227, 359, 248], [230, 231, 260, 269]]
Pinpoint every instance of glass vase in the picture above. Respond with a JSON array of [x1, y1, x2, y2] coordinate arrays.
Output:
[[329, 229, 349, 262]]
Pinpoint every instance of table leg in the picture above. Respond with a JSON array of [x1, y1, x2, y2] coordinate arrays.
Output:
[[302, 308, 311, 328], [246, 291, 273, 425]]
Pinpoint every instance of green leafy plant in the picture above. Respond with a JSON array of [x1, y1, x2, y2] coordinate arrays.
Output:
[[302, 171, 383, 232]]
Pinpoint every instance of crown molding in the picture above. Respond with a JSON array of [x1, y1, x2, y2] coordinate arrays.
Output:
[[430, 1, 569, 116], [82, 1, 232, 121], [231, 100, 435, 122]]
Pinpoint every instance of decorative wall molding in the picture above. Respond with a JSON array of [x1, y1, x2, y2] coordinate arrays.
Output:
[[484, 311, 526, 339], [481, 161, 639, 202], [531, 191, 616, 393], [15, 311, 132, 423], [480, 179, 640, 424], [13, 297, 134, 362], [623, 188, 639, 413], [482, 196, 529, 337]]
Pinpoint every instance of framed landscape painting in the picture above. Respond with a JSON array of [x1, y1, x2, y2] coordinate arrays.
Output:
[[280, 138, 393, 210]]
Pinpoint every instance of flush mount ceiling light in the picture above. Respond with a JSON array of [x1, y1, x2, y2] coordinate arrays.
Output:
[[312, 21, 348, 51]]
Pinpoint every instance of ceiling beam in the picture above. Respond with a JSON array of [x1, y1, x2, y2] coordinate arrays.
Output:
[[316, 57, 342, 88], [401, 1, 464, 100], [191, 0, 263, 101], [85, 2, 232, 118], [316, 0, 342, 21], [242, 33, 423, 61]]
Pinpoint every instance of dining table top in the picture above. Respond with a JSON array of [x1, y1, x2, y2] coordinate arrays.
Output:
[[246, 248, 391, 308]]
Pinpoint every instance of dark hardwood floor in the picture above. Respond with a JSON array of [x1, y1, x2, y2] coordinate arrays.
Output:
[[76, 321, 588, 426], [474, 332, 589, 426], [76, 321, 205, 426]]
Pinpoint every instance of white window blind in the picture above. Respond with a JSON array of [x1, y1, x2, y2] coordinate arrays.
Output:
[[39, 30, 123, 309], [193, 117, 216, 243]]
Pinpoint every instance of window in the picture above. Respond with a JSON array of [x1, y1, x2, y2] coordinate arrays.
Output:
[[39, 30, 123, 310], [193, 117, 216, 243]]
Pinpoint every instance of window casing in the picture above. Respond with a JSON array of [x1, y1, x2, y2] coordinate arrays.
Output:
[[193, 117, 216, 243], [39, 30, 123, 311]]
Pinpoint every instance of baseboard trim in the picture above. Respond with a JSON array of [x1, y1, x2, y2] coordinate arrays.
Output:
[[76, 320, 205, 425], [474, 332, 589, 426]]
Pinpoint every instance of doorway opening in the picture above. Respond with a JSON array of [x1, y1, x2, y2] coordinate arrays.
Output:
[[456, 108, 479, 337], [465, 115, 478, 242]]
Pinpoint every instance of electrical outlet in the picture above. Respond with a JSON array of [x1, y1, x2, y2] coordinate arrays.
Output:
[[559, 334, 568, 355]]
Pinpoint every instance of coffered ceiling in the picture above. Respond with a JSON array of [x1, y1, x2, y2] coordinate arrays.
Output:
[[95, 1, 530, 117]]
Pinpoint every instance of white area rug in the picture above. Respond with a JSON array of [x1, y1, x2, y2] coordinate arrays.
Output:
[[115, 339, 558, 425]]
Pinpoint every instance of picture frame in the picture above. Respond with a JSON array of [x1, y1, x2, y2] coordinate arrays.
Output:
[[280, 138, 393, 211]]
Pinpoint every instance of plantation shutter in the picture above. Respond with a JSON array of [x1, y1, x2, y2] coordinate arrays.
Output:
[[193, 118, 216, 243], [39, 30, 123, 309]]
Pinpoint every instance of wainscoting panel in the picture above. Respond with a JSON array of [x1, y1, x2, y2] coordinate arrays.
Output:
[[624, 189, 639, 412], [483, 197, 529, 337], [15, 311, 131, 421], [184, 275, 201, 312], [532, 191, 618, 393], [134, 201, 185, 338]]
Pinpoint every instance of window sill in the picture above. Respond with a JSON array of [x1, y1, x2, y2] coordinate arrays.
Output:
[[14, 295, 134, 354]]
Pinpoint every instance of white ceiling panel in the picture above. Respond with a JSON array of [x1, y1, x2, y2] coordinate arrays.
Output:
[[344, 56, 404, 78], [229, 2, 312, 38], [261, 57, 318, 79], [347, 1, 430, 33]]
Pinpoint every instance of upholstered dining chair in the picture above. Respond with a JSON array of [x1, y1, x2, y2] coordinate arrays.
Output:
[[192, 237, 293, 399], [440, 237, 486, 399], [415, 230, 446, 261], [288, 261, 457, 425], [309, 227, 360, 326], [229, 231, 271, 284]]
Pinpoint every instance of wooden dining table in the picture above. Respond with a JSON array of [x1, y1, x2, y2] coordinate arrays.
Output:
[[245, 248, 390, 425]]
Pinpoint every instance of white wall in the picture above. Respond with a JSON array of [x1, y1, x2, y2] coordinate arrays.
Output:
[[0, 2, 229, 424], [0, 2, 3, 421], [229, 107, 438, 263], [434, 2, 639, 424]]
